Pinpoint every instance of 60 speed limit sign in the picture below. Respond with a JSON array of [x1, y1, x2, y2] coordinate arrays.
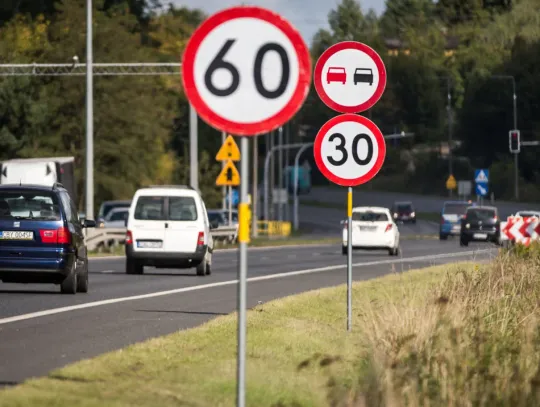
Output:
[[314, 114, 386, 187], [182, 6, 312, 135]]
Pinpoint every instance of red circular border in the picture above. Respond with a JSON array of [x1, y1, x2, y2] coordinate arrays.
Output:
[[314, 114, 386, 187], [314, 41, 387, 114], [181, 6, 312, 136]]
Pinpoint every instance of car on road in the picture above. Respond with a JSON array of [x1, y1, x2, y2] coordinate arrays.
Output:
[[0, 183, 96, 294], [353, 67, 373, 85], [100, 207, 129, 228], [125, 185, 218, 276], [326, 67, 347, 84], [342, 206, 400, 256], [96, 199, 131, 225], [439, 200, 475, 240], [459, 206, 500, 246], [391, 201, 416, 224]]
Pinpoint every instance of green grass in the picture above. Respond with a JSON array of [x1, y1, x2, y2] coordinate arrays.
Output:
[[0, 261, 473, 407]]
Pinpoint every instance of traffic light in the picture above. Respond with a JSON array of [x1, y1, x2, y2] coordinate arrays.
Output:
[[509, 130, 520, 153]]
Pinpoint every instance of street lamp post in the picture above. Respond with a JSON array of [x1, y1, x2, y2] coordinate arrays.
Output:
[[492, 75, 518, 200]]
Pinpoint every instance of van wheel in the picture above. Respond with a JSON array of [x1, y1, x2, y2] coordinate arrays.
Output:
[[342, 246, 347, 255], [196, 261, 207, 276], [76, 260, 89, 293], [439, 233, 448, 241], [61, 269, 77, 294], [126, 258, 144, 275]]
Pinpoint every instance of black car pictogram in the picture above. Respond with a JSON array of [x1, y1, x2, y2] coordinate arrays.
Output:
[[353, 68, 373, 86]]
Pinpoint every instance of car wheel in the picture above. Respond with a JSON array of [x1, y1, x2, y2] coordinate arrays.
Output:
[[60, 267, 77, 294], [196, 260, 207, 276], [460, 237, 469, 247], [76, 259, 89, 293], [439, 233, 448, 241], [342, 246, 347, 255], [126, 258, 144, 275]]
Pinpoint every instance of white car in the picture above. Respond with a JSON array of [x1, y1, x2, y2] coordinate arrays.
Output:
[[124, 185, 217, 276], [342, 206, 400, 256]]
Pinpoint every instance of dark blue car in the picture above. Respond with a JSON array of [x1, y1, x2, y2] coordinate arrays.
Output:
[[439, 200, 476, 240], [0, 183, 96, 294]]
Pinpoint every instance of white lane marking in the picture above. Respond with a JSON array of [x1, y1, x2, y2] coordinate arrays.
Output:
[[0, 248, 494, 326], [99, 270, 115, 274]]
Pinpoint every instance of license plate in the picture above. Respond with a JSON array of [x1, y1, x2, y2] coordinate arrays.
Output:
[[137, 241, 162, 249], [473, 233, 487, 239], [0, 231, 34, 240], [359, 226, 376, 231]]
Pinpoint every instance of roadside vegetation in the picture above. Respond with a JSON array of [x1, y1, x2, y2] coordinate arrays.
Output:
[[3, 0, 540, 210], [3, 245, 540, 406]]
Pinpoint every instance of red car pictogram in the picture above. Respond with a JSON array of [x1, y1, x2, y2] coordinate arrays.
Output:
[[326, 67, 346, 84]]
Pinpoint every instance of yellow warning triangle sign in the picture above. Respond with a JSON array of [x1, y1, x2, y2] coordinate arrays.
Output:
[[216, 135, 241, 161], [446, 174, 457, 190], [216, 160, 240, 186]]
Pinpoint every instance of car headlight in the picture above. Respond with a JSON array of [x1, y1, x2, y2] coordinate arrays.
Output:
[[393, 213, 397, 218], [465, 223, 470, 229], [411, 212, 415, 217]]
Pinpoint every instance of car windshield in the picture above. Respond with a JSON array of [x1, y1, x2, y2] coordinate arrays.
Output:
[[134, 196, 166, 220], [169, 197, 197, 221], [108, 210, 127, 222], [101, 202, 130, 218], [208, 212, 225, 225], [329, 67, 345, 73], [0, 190, 62, 221], [395, 204, 412, 212], [444, 203, 469, 215], [352, 211, 389, 221], [467, 209, 496, 221]]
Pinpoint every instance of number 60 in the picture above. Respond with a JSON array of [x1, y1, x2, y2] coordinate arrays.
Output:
[[204, 38, 291, 99]]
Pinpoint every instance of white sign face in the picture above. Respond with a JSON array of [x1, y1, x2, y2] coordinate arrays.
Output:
[[314, 114, 386, 187], [182, 7, 312, 136], [314, 41, 386, 114]]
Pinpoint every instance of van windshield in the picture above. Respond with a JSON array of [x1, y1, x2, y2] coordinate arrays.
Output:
[[169, 197, 197, 221], [134, 196, 166, 220], [134, 196, 198, 221], [0, 190, 62, 221]]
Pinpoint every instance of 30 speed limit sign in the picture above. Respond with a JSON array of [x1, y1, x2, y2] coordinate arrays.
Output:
[[182, 6, 312, 135], [314, 114, 386, 187]]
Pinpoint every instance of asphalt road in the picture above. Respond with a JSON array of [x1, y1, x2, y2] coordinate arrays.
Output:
[[0, 239, 497, 387], [301, 187, 540, 219], [298, 203, 438, 237]]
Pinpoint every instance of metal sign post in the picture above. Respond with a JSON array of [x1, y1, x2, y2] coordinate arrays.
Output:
[[181, 7, 311, 407], [347, 187, 353, 331]]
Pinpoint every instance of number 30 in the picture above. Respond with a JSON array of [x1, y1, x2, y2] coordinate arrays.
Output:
[[204, 39, 291, 99], [327, 133, 374, 166]]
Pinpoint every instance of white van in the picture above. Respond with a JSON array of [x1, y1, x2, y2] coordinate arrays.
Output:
[[124, 185, 217, 276]]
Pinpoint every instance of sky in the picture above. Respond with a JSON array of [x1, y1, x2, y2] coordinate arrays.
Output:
[[169, 0, 386, 44]]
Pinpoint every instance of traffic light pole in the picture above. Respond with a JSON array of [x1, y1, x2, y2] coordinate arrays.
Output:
[[512, 85, 518, 201]]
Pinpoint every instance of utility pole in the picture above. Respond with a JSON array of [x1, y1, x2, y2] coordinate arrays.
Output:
[[447, 77, 452, 198], [85, 0, 94, 219]]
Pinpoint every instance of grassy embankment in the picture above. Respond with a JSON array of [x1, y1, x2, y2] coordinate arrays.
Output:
[[3, 245, 540, 406]]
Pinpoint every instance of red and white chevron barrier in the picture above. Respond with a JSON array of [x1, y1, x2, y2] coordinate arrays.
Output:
[[501, 216, 540, 245]]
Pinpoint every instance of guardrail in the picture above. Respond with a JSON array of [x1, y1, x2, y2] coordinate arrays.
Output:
[[85, 226, 239, 251], [85, 221, 291, 251]]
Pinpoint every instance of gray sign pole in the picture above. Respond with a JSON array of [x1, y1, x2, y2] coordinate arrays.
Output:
[[189, 104, 198, 191], [347, 187, 353, 331], [236, 136, 249, 407], [222, 131, 226, 210], [85, 0, 94, 220]]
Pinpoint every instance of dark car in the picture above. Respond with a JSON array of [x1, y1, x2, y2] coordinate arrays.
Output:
[[391, 201, 416, 224], [96, 199, 131, 227], [353, 68, 373, 86], [0, 183, 96, 294], [459, 206, 500, 246]]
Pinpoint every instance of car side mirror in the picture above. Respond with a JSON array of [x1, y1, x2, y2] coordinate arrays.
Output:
[[83, 219, 96, 228]]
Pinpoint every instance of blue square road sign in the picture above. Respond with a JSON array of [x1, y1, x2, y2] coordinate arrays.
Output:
[[475, 183, 488, 196], [474, 169, 489, 184]]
